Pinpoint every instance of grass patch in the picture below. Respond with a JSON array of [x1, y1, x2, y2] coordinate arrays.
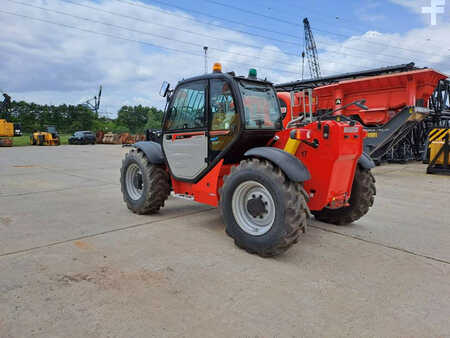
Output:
[[12, 134, 71, 146]]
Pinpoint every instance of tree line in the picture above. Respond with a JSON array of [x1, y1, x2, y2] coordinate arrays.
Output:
[[5, 101, 164, 134]]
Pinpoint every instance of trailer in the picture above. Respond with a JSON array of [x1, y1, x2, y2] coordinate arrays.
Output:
[[275, 63, 448, 163]]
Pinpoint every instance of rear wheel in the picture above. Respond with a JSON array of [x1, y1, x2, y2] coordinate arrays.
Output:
[[120, 149, 170, 214], [313, 166, 376, 225], [220, 158, 309, 257]]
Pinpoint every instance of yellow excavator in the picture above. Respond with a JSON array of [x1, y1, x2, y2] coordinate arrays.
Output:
[[30, 126, 60, 146], [0, 93, 22, 147]]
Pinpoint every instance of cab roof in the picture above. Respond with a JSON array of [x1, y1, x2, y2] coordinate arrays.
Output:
[[177, 72, 273, 87]]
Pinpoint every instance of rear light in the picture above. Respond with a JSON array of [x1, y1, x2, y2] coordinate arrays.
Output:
[[290, 128, 311, 140]]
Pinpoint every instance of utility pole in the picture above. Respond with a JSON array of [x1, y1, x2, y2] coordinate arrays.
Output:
[[83, 85, 102, 117], [203, 46, 208, 74]]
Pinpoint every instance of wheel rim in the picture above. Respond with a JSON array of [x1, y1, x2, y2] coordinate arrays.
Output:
[[125, 163, 144, 200], [231, 181, 275, 236]]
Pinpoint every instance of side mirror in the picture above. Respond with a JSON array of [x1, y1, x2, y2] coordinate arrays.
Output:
[[355, 99, 368, 110], [159, 81, 170, 97]]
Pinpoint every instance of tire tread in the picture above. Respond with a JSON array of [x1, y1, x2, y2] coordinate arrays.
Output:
[[220, 158, 309, 257], [120, 149, 170, 215]]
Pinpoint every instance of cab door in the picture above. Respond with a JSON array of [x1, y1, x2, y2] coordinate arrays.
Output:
[[162, 80, 208, 181], [208, 79, 239, 163]]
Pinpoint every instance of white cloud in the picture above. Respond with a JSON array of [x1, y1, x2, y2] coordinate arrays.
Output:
[[389, 0, 450, 24], [0, 0, 448, 115], [389, 0, 427, 12]]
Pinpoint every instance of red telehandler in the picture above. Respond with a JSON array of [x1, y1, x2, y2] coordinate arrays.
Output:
[[120, 64, 376, 257]]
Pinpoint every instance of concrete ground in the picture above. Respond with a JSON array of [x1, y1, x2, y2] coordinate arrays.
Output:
[[1, 145, 449, 337]]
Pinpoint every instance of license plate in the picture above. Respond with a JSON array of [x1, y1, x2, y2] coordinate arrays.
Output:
[[367, 132, 378, 138]]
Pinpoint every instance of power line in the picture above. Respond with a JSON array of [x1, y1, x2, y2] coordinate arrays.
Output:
[[4, 3, 436, 81], [74, 0, 447, 70], [62, 0, 281, 54], [110, 0, 419, 68], [205, 0, 297, 26], [113, 0, 300, 46], [61, 0, 393, 68], [0, 9, 303, 76], [199, 0, 449, 62], [208, 0, 377, 35], [8, 0, 301, 69], [123, 0, 300, 40], [310, 26, 446, 59], [284, 0, 445, 51]]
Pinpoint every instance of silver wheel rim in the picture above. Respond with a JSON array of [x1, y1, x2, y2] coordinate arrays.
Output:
[[125, 163, 144, 200], [232, 181, 275, 236]]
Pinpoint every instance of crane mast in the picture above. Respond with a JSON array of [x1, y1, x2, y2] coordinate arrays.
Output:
[[303, 18, 321, 79]]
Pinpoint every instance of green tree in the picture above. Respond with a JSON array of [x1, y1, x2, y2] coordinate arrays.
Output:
[[145, 106, 164, 130], [116, 105, 149, 133], [8, 99, 163, 135]]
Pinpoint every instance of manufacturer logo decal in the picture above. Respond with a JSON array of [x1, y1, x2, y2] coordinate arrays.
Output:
[[344, 126, 359, 133]]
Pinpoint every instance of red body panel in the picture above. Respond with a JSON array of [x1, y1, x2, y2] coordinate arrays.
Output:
[[278, 69, 447, 126], [273, 121, 365, 210], [171, 120, 365, 211], [171, 160, 232, 207]]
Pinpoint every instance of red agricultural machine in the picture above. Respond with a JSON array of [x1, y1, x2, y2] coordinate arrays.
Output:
[[120, 64, 376, 257], [276, 63, 449, 164]]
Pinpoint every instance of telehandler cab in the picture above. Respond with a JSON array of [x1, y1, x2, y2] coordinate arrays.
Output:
[[120, 63, 376, 257]]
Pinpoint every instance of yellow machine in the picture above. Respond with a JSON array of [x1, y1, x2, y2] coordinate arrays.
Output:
[[30, 126, 60, 146], [427, 129, 450, 175], [0, 93, 21, 146]]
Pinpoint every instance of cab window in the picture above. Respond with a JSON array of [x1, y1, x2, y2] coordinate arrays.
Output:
[[210, 80, 237, 131], [238, 80, 281, 130], [209, 79, 239, 160], [165, 80, 207, 130]]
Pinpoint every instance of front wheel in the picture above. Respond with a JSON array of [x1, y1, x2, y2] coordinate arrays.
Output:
[[220, 158, 309, 257], [120, 149, 170, 214], [313, 166, 376, 225]]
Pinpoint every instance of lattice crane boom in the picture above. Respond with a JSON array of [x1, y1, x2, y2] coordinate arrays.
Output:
[[303, 18, 321, 79]]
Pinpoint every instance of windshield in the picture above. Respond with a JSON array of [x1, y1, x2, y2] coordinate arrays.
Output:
[[238, 80, 281, 130]]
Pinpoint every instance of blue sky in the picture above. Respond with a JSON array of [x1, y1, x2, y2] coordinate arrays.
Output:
[[1, 0, 449, 114], [135, 0, 448, 58]]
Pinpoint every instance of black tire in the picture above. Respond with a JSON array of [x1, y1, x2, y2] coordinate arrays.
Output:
[[120, 148, 170, 214], [313, 166, 376, 225], [219, 158, 309, 257]]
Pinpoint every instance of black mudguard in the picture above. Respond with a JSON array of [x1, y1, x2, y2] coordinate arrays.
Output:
[[244, 147, 311, 182], [133, 141, 164, 164], [358, 152, 376, 169]]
